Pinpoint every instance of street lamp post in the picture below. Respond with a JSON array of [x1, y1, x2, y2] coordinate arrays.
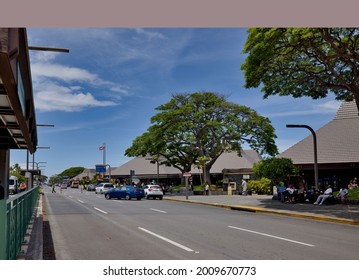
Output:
[[286, 124, 318, 190]]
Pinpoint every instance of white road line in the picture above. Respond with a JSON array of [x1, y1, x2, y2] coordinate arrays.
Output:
[[94, 207, 108, 214], [138, 227, 194, 252], [150, 208, 167, 214], [228, 226, 315, 247], [78, 199, 84, 203]]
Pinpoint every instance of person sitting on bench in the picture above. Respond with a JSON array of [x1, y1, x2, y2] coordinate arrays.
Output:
[[314, 184, 332, 205], [336, 186, 348, 203]]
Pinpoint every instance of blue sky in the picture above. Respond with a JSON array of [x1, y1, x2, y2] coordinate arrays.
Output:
[[10, 28, 341, 177]]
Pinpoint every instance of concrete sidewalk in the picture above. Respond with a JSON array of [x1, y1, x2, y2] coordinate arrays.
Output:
[[164, 194, 359, 226]]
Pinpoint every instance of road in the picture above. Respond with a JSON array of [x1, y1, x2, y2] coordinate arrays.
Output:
[[43, 187, 359, 260]]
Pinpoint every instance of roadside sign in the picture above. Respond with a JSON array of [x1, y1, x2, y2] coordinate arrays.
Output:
[[95, 164, 106, 173], [183, 172, 191, 177]]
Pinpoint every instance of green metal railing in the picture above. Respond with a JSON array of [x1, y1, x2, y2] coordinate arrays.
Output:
[[0, 186, 39, 260]]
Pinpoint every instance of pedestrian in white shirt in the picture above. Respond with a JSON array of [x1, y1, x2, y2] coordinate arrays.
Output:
[[336, 186, 348, 202], [314, 184, 333, 205], [242, 179, 247, 195]]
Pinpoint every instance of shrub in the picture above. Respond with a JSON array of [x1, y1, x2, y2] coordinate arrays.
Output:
[[247, 177, 272, 195]]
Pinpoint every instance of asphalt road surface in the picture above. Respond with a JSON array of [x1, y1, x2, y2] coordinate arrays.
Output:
[[43, 187, 359, 260]]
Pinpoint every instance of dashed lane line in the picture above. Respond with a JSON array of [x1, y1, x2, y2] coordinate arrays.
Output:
[[228, 226, 315, 247], [138, 227, 195, 252]]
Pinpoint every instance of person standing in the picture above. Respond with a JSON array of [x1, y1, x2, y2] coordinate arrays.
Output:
[[242, 179, 247, 195], [204, 182, 209, 195]]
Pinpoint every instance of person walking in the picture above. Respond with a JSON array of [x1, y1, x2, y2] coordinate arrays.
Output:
[[52, 184, 56, 193]]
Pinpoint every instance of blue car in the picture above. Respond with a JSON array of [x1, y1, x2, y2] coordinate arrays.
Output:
[[105, 185, 145, 200]]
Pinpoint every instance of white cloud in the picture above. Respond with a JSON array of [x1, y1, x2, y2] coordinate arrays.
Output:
[[30, 52, 129, 112], [34, 82, 117, 112], [134, 28, 167, 40], [317, 100, 342, 111], [265, 100, 341, 118], [32, 63, 99, 84]]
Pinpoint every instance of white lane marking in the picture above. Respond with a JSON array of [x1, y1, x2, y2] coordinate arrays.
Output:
[[94, 207, 108, 214], [138, 227, 194, 252], [150, 208, 167, 214], [228, 226, 315, 247], [78, 199, 84, 203]]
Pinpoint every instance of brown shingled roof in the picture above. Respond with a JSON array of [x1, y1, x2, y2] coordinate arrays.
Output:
[[279, 101, 359, 164]]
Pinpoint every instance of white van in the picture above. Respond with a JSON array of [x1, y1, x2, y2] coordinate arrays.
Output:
[[9, 176, 19, 194]]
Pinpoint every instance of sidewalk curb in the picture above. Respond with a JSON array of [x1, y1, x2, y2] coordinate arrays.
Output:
[[165, 197, 359, 226], [18, 193, 43, 260]]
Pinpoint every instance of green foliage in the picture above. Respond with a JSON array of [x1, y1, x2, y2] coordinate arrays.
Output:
[[253, 157, 299, 186], [247, 177, 272, 194], [125, 92, 278, 181], [59, 167, 85, 179], [9, 163, 25, 182], [348, 188, 359, 200], [241, 28, 359, 110]]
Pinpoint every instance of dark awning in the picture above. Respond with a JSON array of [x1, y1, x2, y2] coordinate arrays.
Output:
[[0, 28, 37, 153]]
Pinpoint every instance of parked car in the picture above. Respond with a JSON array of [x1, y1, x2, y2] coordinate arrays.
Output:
[[86, 184, 97, 191], [95, 183, 114, 194], [143, 184, 163, 200], [105, 185, 145, 200], [60, 183, 68, 189]]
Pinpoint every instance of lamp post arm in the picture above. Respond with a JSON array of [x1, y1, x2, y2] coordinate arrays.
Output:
[[286, 124, 318, 189]]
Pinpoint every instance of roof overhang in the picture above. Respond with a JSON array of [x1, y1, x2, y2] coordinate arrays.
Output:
[[0, 28, 37, 153]]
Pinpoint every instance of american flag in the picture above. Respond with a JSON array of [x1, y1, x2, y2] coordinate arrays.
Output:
[[99, 145, 105, 151]]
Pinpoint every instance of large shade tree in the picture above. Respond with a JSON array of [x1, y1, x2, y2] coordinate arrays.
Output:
[[241, 28, 359, 112], [125, 92, 278, 183]]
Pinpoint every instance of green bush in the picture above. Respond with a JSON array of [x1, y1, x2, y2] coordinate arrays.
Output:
[[247, 177, 272, 195]]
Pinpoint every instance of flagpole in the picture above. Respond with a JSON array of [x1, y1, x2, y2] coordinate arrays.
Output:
[[103, 143, 106, 165]]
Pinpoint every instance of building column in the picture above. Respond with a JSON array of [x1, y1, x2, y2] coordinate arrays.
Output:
[[0, 149, 10, 259]]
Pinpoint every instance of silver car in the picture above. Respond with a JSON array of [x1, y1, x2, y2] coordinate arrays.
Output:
[[95, 183, 114, 194]]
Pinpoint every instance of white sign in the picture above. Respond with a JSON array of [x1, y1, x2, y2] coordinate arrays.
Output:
[[183, 172, 192, 177]]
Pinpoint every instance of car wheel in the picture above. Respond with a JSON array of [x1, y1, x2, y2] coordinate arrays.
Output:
[[125, 194, 131, 200], [105, 194, 111, 200], [146, 195, 150, 199], [159, 196, 163, 200]]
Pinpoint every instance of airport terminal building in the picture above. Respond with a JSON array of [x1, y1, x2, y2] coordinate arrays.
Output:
[[279, 101, 359, 189]]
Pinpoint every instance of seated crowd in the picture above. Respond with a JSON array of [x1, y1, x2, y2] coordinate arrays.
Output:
[[277, 181, 350, 205]]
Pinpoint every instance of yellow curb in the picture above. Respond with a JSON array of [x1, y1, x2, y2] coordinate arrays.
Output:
[[165, 198, 359, 226]]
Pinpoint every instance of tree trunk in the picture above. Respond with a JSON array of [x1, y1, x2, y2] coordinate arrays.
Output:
[[353, 92, 359, 115], [203, 166, 211, 185]]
